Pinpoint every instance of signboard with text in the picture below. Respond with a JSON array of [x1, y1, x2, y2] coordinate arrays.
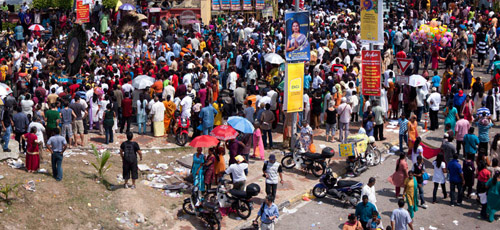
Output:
[[255, 0, 265, 9], [76, 0, 90, 23], [362, 50, 381, 96], [230, 0, 241, 11], [243, 0, 252, 10], [360, 0, 383, 43], [284, 63, 304, 113], [395, 75, 409, 85], [339, 143, 355, 157], [212, 0, 220, 10], [285, 11, 310, 62]]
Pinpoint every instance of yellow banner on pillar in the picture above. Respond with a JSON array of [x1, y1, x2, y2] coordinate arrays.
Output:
[[360, 0, 383, 43], [285, 63, 304, 113]]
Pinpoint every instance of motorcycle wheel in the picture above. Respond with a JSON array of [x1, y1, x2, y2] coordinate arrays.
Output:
[[372, 149, 382, 165], [236, 201, 252, 219], [281, 155, 296, 169], [312, 186, 327, 198], [311, 162, 325, 177], [207, 214, 221, 230], [176, 133, 188, 146], [182, 200, 195, 215]]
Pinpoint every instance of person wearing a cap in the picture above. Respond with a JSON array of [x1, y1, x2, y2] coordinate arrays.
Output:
[[225, 155, 248, 191], [427, 87, 441, 130], [262, 154, 283, 199]]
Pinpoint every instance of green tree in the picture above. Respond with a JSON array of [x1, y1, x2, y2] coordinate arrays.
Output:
[[102, 0, 118, 9], [32, 0, 55, 9], [55, 0, 74, 9]]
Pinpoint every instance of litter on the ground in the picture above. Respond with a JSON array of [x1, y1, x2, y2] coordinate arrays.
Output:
[[156, 163, 169, 170], [138, 164, 151, 171], [37, 168, 47, 173], [7, 159, 24, 169], [155, 150, 161, 154], [429, 226, 437, 230], [282, 207, 297, 214], [452, 220, 459, 225], [24, 180, 36, 192], [0, 175, 4, 180], [317, 201, 323, 204], [82, 160, 90, 165]]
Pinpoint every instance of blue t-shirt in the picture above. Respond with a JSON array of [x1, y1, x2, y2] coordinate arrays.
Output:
[[304, 74, 312, 89], [431, 75, 441, 88], [448, 159, 463, 183], [463, 134, 479, 154], [366, 121, 374, 137], [477, 122, 494, 143]]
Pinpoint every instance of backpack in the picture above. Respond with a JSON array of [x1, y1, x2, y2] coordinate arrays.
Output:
[[122, 141, 137, 163]]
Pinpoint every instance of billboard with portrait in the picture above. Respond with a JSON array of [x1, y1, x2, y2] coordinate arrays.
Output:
[[285, 11, 310, 62]]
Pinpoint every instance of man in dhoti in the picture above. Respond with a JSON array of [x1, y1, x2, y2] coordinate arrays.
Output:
[[150, 96, 166, 137]]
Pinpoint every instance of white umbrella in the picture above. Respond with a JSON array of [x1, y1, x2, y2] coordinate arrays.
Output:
[[0, 83, 13, 96], [335, 38, 356, 50], [408, 74, 427, 87], [132, 75, 155, 89], [264, 53, 285, 64]]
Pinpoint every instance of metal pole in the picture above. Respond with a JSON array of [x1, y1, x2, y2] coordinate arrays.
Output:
[[290, 0, 300, 151]]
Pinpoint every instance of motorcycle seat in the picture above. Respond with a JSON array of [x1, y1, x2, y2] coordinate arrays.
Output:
[[336, 180, 359, 188], [229, 189, 249, 199], [203, 202, 219, 210], [304, 152, 324, 159]]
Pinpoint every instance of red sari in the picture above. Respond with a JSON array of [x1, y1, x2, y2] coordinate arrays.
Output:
[[24, 133, 40, 171], [461, 100, 474, 122]]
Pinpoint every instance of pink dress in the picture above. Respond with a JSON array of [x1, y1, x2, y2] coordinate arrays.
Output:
[[388, 159, 408, 187], [253, 128, 265, 159]]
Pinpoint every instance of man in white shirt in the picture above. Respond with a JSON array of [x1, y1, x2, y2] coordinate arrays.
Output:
[[415, 86, 426, 122], [312, 74, 324, 90], [360, 177, 377, 208], [121, 78, 134, 94], [302, 92, 310, 125], [227, 68, 238, 91], [426, 87, 441, 130], [225, 155, 248, 191], [337, 97, 352, 143], [180, 95, 192, 119], [245, 65, 257, 85], [150, 97, 166, 137], [162, 81, 175, 101]]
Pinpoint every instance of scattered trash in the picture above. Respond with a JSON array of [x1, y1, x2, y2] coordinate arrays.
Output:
[[37, 168, 47, 173], [156, 164, 169, 170], [319, 144, 326, 150], [420, 227, 425, 230], [317, 201, 323, 205], [82, 160, 90, 165], [63, 150, 88, 158], [429, 226, 437, 230], [88, 203, 92, 207], [162, 191, 181, 198], [136, 213, 146, 223], [116, 174, 124, 183], [69, 207, 73, 211], [452, 220, 458, 225], [0, 209, 3, 213], [155, 150, 161, 154], [389, 146, 400, 153], [0, 175, 4, 180], [24, 180, 36, 192], [282, 207, 297, 214], [7, 159, 24, 169], [386, 125, 397, 129], [138, 164, 151, 171]]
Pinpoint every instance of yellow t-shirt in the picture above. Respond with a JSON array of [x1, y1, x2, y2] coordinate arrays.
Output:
[[0, 65, 7, 81], [213, 102, 223, 126], [200, 41, 206, 52]]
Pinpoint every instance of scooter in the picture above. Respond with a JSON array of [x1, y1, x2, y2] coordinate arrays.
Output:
[[210, 179, 261, 219], [281, 141, 335, 177], [171, 110, 189, 146], [183, 187, 223, 230], [312, 168, 363, 207], [345, 136, 382, 177]]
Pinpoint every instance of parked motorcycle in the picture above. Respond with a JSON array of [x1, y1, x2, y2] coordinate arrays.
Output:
[[312, 168, 363, 207], [345, 136, 382, 177], [281, 145, 335, 177], [211, 179, 261, 219], [170, 110, 189, 146], [183, 187, 223, 230]]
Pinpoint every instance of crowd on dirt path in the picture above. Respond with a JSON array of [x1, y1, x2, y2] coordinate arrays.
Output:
[[1, 0, 500, 229]]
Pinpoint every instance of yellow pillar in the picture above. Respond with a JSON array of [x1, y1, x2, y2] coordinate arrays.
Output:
[[201, 0, 211, 25]]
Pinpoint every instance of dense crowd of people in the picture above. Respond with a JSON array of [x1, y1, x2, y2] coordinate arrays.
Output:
[[1, 0, 500, 229]]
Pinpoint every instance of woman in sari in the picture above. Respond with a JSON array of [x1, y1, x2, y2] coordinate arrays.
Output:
[[253, 122, 265, 160], [192, 147, 205, 192], [485, 171, 500, 222], [22, 127, 40, 173], [403, 170, 419, 218], [286, 21, 309, 52], [444, 103, 459, 134], [204, 148, 216, 190], [461, 95, 474, 122], [407, 115, 419, 154], [389, 153, 409, 198], [214, 142, 226, 183]]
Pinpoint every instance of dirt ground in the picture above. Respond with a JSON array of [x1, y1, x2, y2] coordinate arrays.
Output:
[[0, 146, 196, 230]]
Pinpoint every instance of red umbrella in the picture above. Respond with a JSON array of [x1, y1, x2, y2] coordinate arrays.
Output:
[[189, 135, 220, 148], [210, 125, 238, 140]]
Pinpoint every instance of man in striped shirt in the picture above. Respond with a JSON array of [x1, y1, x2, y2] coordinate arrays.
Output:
[[398, 113, 409, 153], [477, 102, 491, 118]]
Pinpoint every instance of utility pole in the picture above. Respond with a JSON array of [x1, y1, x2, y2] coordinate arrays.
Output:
[[290, 0, 300, 151]]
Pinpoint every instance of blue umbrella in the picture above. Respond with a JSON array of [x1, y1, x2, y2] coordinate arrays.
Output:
[[119, 3, 136, 11], [227, 116, 255, 134]]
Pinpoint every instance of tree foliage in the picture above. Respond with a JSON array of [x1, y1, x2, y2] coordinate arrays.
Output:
[[102, 0, 119, 9], [32, 0, 74, 10]]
